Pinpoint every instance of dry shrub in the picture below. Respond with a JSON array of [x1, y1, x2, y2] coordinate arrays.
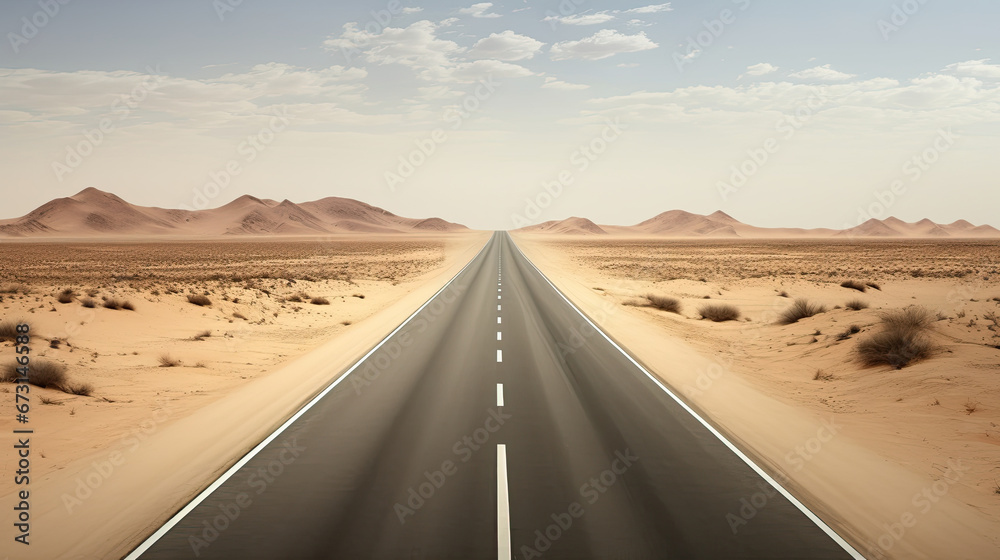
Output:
[[121, 300, 135, 311], [845, 299, 869, 311], [66, 382, 94, 396], [1, 359, 67, 389], [0, 319, 26, 341], [57, 289, 75, 304], [857, 307, 934, 369], [187, 294, 212, 306], [778, 299, 826, 324], [192, 330, 212, 341], [645, 294, 681, 314], [699, 304, 740, 322], [841, 280, 867, 292], [158, 354, 181, 367], [310, 297, 330, 305], [81, 298, 96, 308], [866, 281, 881, 291]]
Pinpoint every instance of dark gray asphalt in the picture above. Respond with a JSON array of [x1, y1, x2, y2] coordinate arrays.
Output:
[[126, 232, 862, 560]]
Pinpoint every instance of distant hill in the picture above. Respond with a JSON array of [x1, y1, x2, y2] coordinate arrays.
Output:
[[0, 188, 469, 237], [514, 211, 999, 239]]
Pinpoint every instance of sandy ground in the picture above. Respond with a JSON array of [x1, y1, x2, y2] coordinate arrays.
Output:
[[514, 234, 1000, 560], [0, 232, 489, 559]]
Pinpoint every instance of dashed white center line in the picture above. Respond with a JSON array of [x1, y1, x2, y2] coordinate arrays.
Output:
[[496, 383, 504, 406], [497, 317, 502, 324], [497, 444, 511, 560], [498, 304, 502, 311], [497, 349, 503, 362], [497, 331, 502, 341]]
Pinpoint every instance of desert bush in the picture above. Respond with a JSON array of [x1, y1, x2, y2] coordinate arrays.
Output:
[[845, 299, 869, 311], [841, 280, 867, 292], [1, 359, 67, 389], [310, 297, 330, 305], [187, 294, 212, 306], [81, 298, 96, 308], [0, 319, 26, 341], [66, 382, 94, 396], [866, 282, 881, 291], [158, 354, 181, 367], [778, 299, 826, 324], [857, 307, 934, 369], [57, 289, 75, 304], [352, 293, 366, 299], [192, 330, 212, 341], [645, 294, 681, 314], [103, 298, 123, 310], [699, 304, 740, 322], [285, 294, 303, 303], [233, 311, 247, 320], [836, 325, 862, 341], [121, 300, 135, 311]]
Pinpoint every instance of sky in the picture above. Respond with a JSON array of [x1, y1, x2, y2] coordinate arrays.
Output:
[[1, 0, 998, 231]]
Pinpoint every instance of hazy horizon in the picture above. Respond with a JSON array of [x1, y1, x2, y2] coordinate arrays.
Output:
[[2, 0, 998, 230]]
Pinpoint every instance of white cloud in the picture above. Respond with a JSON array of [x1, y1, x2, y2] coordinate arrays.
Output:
[[542, 76, 590, 90], [550, 30, 658, 61], [458, 2, 500, 18], [544, 12, 616, 26], [618, 62, 640, 68], [450, 60, 535, 81], [401, 7, 423, 14], [468, 31, 544, 61], [623, 3, 673, 14], [743, 62, 779, 77], [789, 64, 856, 82], [945, 59, 1000, 79]]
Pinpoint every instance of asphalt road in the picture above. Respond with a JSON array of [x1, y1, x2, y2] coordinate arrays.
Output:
[[126, 232, 862, 560]]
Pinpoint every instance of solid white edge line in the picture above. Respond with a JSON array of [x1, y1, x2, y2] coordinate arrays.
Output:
[[123, 233, 498, 560], [505, 233, 866, 560], [497, 383, 504, 406], [497, 444, 511, 560]]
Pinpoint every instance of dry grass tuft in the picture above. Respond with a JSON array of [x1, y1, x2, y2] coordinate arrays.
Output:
[[57, 289, 75, 304], [841, 279, 867, 292], [778, 299, 826, 324], [81, 298, 96, 308], [644, 294, 681, 314], [1, 359, 68, 389], [66, 382, 94, 396], [0, 319, 26, 341], [191, 330, 212, 341], [857, 307, 934, 369], [310, 297, 330, 305], [699, 303, 740, 322], [158, 354, 181, 367], [845, 299, 869, 311]]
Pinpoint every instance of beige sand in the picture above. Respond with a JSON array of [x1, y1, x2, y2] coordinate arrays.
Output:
[[0, 232, 489, 559], [514, 234, 1000, 560]]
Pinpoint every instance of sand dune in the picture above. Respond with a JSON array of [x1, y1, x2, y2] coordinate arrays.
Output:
[[517, 210, 1000, 239], [0, 188, 469, 237]]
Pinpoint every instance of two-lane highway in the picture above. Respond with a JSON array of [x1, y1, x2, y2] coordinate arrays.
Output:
[[126, 232, 863, 559]]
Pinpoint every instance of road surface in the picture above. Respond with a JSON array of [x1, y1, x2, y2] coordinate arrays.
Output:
[[126, 232, 862, 559]]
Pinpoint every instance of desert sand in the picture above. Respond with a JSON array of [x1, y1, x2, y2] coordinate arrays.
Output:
[[513, 234, 1000, 560], [0, 231, 489, 559]]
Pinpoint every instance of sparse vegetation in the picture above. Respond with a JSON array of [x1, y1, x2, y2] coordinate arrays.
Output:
[[191, 330, 212, 341], [0, 319, 26, 341], [845, 299, 869, 311], [66, 382, 94, 396], [965, 399, 979, 415], [866, 281, 881, 291], [352, 293, 366, 299], [841, 279, 867, 292], [158, 354, 181, 367], [778, 299, 826, 324], [698, 303, 740, 322], [857, 307, 934, 369], [310, 297, 330, 305], [232, 311, 247, 320], [1, 359, 67, 389], [187, 294, 212, 306], [57, 288, 75, 304], [778, 291, 790, 298], [836, 325, 862, 341], [81, 298, 96, 308], [644, 294, 681, 314], [814, 369, 834, 381]]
